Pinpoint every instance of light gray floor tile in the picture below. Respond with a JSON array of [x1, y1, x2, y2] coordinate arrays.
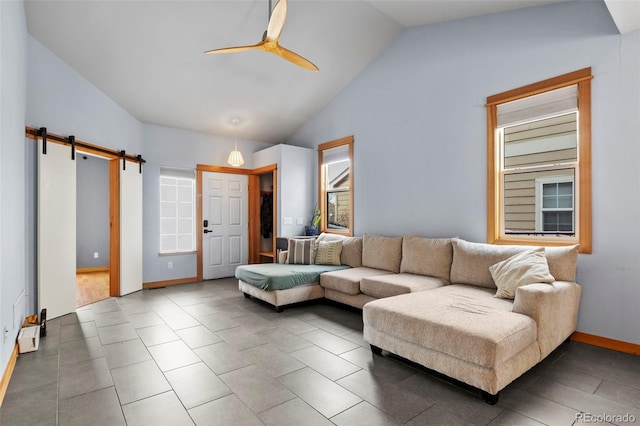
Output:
[[498, 387, 582, 426], [96, 322, 139, 345], [58, 386, 126, 426], [188, 394, 263, 426], [176, 325, 223, 349], [0, 383, 57, 426], [242, 343, 306, 378], [198, 313, 241, 333], [182, 303, 218, 318], [118, 301, 153, 315], [61, 321, 98, 343], [487, 408, 545, 426], [216, 326, 269, 350], [259, 328, 314, 353], [404, 403, 478, 426], [194, 341, 254, 375], [300, 328, 360, 355], [259, 397, 334, 426], [103, 338, 152, 369], [337, 369, 432, 423], [122, 391, 194, 426], [165, 362, 231, 409], [94, 310, 129, 328], [90, 298, 121, 314], [220, 364, 296, 413], [148, 339, 200, 371], [278, 367, 361, 418], [290, 345, 360, 380], [111, 359, 171, 404], [594, 379, 640, 410], [5, 353, 59, 396], [331, 401, 401, 426], [136, 323, 180, 346], [58, 357, 113, 400], [126, 311, 164, 328], [58, 335, 104, 366], [162, 311, 201, 330]]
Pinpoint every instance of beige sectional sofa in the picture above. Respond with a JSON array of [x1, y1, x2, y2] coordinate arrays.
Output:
[[241, 233, 582, 404]]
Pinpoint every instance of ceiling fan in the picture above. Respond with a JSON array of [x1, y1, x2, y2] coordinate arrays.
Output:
[[204, 0, 318, 72]]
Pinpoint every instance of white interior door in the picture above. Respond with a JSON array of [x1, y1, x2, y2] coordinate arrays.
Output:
[[202, 172, 248, 279], [38, 139, 76, 319], [120, 160, 143, 295]]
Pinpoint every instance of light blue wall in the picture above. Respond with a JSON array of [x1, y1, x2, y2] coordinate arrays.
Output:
[[0, 0, 28, 376], [289, 1, 640, 345], [76, 155, 110, 269]]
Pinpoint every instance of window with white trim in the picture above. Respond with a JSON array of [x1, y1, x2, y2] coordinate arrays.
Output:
[[160, 167, 196, 253], [486, 68, 592, 253]]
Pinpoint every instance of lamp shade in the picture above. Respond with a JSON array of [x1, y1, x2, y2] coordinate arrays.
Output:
[[227, 149, 245, 167]]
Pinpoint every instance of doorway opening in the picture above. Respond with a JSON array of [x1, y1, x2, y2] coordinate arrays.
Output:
[[76, 153, 111, 307]]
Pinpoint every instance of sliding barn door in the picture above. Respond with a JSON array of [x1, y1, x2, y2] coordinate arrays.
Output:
[[38, 138, 76, 319], [119, 160, 143, 295]]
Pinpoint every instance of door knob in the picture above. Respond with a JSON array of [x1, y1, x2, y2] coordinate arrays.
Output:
[[204, 229, 212, 234]]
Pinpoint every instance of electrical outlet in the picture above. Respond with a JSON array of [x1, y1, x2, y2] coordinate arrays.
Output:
[[283, 217, 293, 225], [94, 252, 99, 259], [296, 218, 304, 225], [168, 261, 173, 269]]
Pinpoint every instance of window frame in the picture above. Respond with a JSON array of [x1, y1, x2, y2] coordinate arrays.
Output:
[[535, 175, 575, 234], [159, 167, 197, 254], [486, 68, 592, 253], [318, 136, 354, 236]]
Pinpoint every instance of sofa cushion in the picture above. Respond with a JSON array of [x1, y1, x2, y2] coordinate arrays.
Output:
[[400, 236, 452, 281], [320, 267, 392, 295], [362, 235, 403, 273], [545, 245, 579, 282], [361, 273, 446, 299], [340, 237, 363, 268], [490, 248, 555, 299], [315, 240, 343, 266], [450, 239, 527, 289], [363, 285, 536, 368], [286, 239, 316, 265]]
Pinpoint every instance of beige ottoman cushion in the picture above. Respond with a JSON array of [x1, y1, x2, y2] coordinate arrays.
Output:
[[363, 285, 537, 368], [361, 273, 446, 299], [320, 267, 392, 295]]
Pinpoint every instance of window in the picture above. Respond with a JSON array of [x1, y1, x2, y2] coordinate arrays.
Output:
[[486, 68, 592, 253], [160, 167, 196, 253], [318, 136, 354, 236]]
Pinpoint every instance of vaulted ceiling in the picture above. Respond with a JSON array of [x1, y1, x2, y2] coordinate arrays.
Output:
[[24, 0, 638, 144]]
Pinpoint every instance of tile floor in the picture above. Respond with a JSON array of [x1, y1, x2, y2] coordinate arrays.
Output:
[[1, 278, 639, 425]]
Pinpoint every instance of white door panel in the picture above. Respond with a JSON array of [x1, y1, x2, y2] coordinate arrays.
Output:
[[38, 139, 76, 319], [120, 160, 143, 295], [202, 172, 248, 279]]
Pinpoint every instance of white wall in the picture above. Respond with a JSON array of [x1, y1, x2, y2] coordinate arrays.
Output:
[[289, 1, 640, 345], [141, 123, 270, 283], [0, 0, 28, 376]]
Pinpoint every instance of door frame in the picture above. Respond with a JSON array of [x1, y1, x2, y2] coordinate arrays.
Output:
[[196, 163, 277, 281]]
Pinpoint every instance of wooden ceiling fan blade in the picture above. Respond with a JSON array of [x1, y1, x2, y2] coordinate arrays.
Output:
[[265, 0, 287, 42], [274, 44, 319, 71], [204, 42, 264, 55]]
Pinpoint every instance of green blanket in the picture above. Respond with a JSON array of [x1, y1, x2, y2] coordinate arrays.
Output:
[[235, 263, 349, 291]]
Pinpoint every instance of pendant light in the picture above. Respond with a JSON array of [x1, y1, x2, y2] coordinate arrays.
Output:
[[227, 118, 245, 167]]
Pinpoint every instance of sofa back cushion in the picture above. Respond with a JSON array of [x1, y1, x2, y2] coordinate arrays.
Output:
[[362, 234, 403, 273], [450, 239, 527, 288], [340, 237, 363, 267], [400, 236, 453, 281]]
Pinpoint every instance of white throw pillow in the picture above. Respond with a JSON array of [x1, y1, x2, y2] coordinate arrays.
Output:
[[490, 248, 555, 299]]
